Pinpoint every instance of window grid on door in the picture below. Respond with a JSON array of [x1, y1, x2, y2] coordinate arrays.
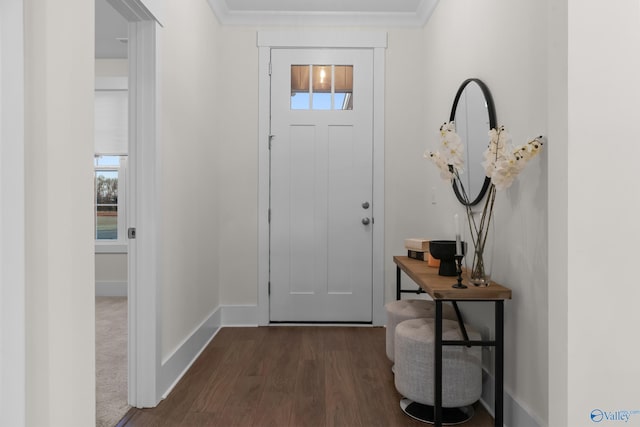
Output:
[[291, 65, 353, 111]]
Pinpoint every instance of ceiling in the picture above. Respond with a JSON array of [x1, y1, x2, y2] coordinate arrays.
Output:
[[95, 0, 439, 58], [208, 0, 439, 26]]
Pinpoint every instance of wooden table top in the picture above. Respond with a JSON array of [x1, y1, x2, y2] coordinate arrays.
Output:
[[394, 256, 512, 300]]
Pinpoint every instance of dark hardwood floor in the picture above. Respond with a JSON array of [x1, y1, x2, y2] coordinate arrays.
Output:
[[118, 326, 493, 427]]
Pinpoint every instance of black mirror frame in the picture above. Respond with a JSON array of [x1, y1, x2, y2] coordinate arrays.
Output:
[[448, 78, 497, 206]]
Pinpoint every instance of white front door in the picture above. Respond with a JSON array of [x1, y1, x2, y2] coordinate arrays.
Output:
[[269, 48, 374, 322]]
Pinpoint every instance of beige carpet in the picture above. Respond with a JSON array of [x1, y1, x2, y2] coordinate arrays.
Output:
[[96, 296, 130, 427]]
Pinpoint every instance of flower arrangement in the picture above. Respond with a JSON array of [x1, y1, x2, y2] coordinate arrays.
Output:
[[426, 122, 545, 285]]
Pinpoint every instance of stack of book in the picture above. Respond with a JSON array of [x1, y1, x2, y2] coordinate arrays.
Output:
[[404, 238, 440, 267], [404, 238, 429, 260]]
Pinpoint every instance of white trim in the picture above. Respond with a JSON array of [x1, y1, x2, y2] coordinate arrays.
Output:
[[160, 306, 221, 398], [107, 0, 161, 24], [127, 17, 161, 408], [0, 1, 25, 425], [371, 45, 386, 326], [95, 281, 128, 297], [257, 31, 387, 326], [257, 45, 271, 326], [480, 367, 545, 427], [207, 0, 438, 28], [257, 31, 388, 49]]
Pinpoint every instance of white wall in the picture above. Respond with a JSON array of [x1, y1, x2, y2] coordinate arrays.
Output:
[[24, 0, 96, 425], [421, 1, 548, 425], [158, 0, 221, 361], [216, 27, 260, 305], [95, 253, 128, 295], [547, 0, 568, 425], [561, 1, 640, 425], [383, 29, 433, 296], [96, 58, 128, 77], [1, 0, 26, 425]]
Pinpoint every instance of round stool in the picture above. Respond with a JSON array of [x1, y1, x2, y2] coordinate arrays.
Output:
[[394, 317, 482, 424], [385, 299, 457, 362]]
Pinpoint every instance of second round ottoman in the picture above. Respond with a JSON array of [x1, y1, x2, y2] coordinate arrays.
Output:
[[394, 317, 482, 423]]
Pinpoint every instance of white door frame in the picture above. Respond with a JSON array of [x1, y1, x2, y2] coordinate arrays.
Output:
[[107, 0, 162, 408], [0, 1, 26, 425], [256, 31, 387, 326]]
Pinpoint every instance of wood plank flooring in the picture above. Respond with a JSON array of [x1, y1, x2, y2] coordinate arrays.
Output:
[[118, 327, 493, 427]]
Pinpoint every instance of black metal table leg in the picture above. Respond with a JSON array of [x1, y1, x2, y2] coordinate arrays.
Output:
[[434, 301, 443, 427], [495, 300, 504, 427], [451, 301, 470, 344], [396, 266, 401, 300]]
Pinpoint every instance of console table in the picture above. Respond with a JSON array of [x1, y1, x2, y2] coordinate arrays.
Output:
[[393, 256, 512, 427]]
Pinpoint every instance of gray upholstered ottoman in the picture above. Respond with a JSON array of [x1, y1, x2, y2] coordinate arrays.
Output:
[[394, 317, 482, 424], [385, 299, 457, 362]]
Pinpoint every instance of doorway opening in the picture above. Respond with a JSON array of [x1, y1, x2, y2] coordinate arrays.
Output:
[[95, 0, 161, 422], [95, 1, 130, 425]]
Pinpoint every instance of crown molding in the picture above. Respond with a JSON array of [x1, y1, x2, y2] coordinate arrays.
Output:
[[207, 0, 438, 28]]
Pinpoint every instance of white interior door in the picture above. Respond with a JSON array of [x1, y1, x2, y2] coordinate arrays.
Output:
[[269, 48, 374, 322]]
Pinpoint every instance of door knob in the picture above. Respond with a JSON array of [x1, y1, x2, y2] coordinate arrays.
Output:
[[362, 201, 370, 209], [362, 217, 371, 225]]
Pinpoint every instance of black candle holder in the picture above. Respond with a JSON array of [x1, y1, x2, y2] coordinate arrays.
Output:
[[452, 255, 467, 289]]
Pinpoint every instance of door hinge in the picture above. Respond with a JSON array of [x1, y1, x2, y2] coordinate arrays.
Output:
[[268, 62, 272, 76], [268, 134, 274, 149], [268, 281, 271, 295], [268, 209, 271, 223], [127, 227, 136, 239]]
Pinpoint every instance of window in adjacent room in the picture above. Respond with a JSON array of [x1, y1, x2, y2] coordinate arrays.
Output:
[[94, 82, 128, 252], [95, 155, 127, 242]]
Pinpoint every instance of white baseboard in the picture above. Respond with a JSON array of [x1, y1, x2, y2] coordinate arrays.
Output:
[[480, 367, 545, 427], [157, 304, 259, 399], [159, 306, 222, 398], [95, 280, 127, 297]]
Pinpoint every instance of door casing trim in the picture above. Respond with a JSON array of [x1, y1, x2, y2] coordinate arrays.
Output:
[[107, 0, 162, 407], [257, 31, 387, 326]]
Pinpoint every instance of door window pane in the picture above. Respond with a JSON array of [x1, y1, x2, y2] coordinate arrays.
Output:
[[312, 65, 331, 93], [291, 92, 310, 110], [291, 64, 353, 110], [312, 93, 332, 110], [334, 65, 353, 110]]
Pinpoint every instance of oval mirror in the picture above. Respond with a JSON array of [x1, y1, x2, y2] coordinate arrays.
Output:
[[449, 78, 496, 206]]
